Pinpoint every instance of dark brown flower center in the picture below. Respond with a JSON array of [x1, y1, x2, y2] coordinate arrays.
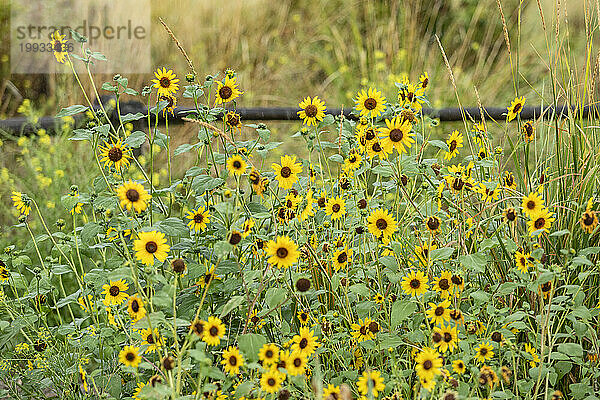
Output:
[[527, 200, 535, 210], [451, 275, 462, 285], [427, 217, 440, 231], [126, 189, 140, 202], [449, 140, 457, 151], [280, 166, 292, 178], [293, 358, 302, 367], [434, 306, 444, 316], [219, 85, 233, 100], [108, 147, 123, 162], [506, 209, 516, 221], [229, 356, 238, 366], [332, 204, 341, 213], [299, 338, 308, 349], [432, 332, 442, 343], [159, 77, 171, 88], [364, 98, 377, 110], [376, 218, 387, 230], [109, 285, 120, 296], [337, 252, 347, 264], [126, 352, 135, 361], [268, 378, 276, 386], [233, 160, 242, 169], [368, 321, 379, 333], [194, 213, 204, 223], [53, 40, 63, 52], [438, 278, 450, 290], [365, 129, 376, 141], [444, 332, 452, 342], [147, 334, 154, 344], [145, 241, 158, 253], [542, 282, 551, 292], [423, 360, 432, 370], [131, 300, 140, 312], [389, 129, 403, 142], [266, 349, 273, 358], [372, 142, 382, 152], [226, 113, 240, 126], [534, 218, 545, 229], [480, 347, 488, 356], [304, 104, 318, 118], [513, 103, 522, 113], [410, 278, 420, 289], [209, 326, 219, 336], [277, 247, 288, 258], [229, 232, 242, 245], [583, 212, 595, 225]]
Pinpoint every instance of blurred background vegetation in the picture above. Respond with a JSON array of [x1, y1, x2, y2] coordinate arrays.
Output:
[[0, 0, 596, 242]]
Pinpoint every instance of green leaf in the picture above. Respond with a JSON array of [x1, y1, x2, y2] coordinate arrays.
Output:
[[459, 252, 487, 273], [349, 283, 370, 297], [430, 247, 454, 260], [234, 381, 253, 399], [69, 129, 93, 141], [220, 296, 245, 318], [192, 175, 225, 195], [56, 105, 88, 117], [155, 218, 189, 237], [549, 229, 570, 237], [124, 131, 147, 148], [557, 343, 583, 359], [120, 113, 145, 123], [428, 140, 449, 152], [238, 334, 266, 363], [81, 222, 103, 244], [328, 154, 344, 163], [390, 301, 417, 329], [265, 288, 287, 309]]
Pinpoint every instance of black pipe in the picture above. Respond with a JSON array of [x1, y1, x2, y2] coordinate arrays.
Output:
[[0, 103, 594, 135]]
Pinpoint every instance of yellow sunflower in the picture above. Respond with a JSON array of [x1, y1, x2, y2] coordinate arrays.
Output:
[[119, 345, 141, 368], [379, 116, 414, 155], [444, 130, 463, 160], [434, 324, 459, 353], [365, 139, 390, 160], [413, 243, 437, 267], [357, 370, 385, 397], [0, 265, 10, 282], [265, 236, 299, 269], [101, 279, 129, 306], [521, 191, 544, 217], [343, 150, 362, 173], [186, 206, 211, 232], [432, 270, 453, 298], [522, 121, 535, 142], [297, 96, 327, 126], [272, 155, 302, 190], [401, 270, 429, 297], [474, 342, 494, 363], [133, 231, 170, 266], [325, 196, 346, 220], [197, 265, 221, 288], [202, 316, 226, 346], [527, 208, 555, 236], [332, 246, 352, 270], [415, 347, 442, 382], [260, 368, 285, 393], [514, 250, 532, 274], [425, 216, 442, 234], [367, 209, 398, 241], [215, 76, 243, 104], [354, 87, 386, 118], [524, 343, 540, 368], [258, 343, 279, 365], [221, 346, 244, 375], [286, 350, 307, 376], [350, 317, 375, 342], [140, 327, 162, 354], [152, 67, 180, 97], [323, 384, 341, 400], [291, 327, 319, 356], [299, 189, 315, 221], [580, 210, 598, 234], [127, 295, 146, 322], [503, 207, 517, 223], [50, 31, 67, 64], [249, 169, 268, 197], [99, 139, 132, 172], [503, 171, 516, 189], [507, 96, 525, 122], [452, 359, 466, 374], [11, 192, 31, 216], [227, 155, 247, 176], [426, 299, 452, 325], [116, 180, 152, 213]]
